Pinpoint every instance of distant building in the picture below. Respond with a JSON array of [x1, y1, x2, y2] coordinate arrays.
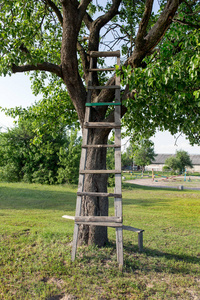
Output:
[[146, 154, 200, 172]]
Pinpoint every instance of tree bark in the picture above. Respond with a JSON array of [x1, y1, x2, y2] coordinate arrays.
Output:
[[78, 130, 109, 246]]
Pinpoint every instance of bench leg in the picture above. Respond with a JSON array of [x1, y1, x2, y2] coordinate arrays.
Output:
[[138, 231, 143, 252]]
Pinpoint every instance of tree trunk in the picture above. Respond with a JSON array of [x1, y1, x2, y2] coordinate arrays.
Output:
[[78, 128, 110, 246]]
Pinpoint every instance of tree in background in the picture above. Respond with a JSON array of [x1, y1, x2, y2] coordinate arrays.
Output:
[[0, 1, 199, 246], [57, 129, 82, 184], [121, 145, 134, 169], [120, 139, 156, 171], [0, 107, 81, 184], [132, 139, 156, 172], [165, 150, 193, 173], [164, 156, 180, 173]]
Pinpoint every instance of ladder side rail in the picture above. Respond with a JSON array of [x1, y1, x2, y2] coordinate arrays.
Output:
[[75, 57, 93, 213], [114, 55, 123, 267], [72, 56, 93, 261]]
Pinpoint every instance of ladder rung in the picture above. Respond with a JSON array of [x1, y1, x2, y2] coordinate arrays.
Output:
[[88, 85, 120, 90], [79, 170, 121, 174], [88, 68, 115, 72], [84, 122, 121, 128], [77, 192, 122, 198], [82, 144, 120, 148], [90, 50, 120, 57], [85, 102, 120, 107], [75, 216, 122, 223], [75, 221, 122, 227], [62, 215, 75, 220]]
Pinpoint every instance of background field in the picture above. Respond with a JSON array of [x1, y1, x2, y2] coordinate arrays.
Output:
[[122, 171, 200, 189], [0, 182, 199, 299]]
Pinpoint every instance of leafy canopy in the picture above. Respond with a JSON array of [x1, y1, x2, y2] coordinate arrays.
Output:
[[120, 25, 200, 144], [0, 0, 199, 144]]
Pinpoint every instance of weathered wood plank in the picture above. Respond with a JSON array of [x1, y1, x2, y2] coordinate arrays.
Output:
[[116, 227, 123, 267], [62, 215, 75, 220], [90, 50, 120, 57], [84, 122, 121, 128], [80, 169, 121, 174], [75, 221, 123, 227], [138, 231, 143, 252], [114, 54, 123, 268], [82, 144, 121, 148], [88, 68, 115, 72], [122, 225, 144, 233], [75, 216, 122, 223], [72, 224, 79, 261], [71, 56, 93, 261], [77, 191, 122, 198]]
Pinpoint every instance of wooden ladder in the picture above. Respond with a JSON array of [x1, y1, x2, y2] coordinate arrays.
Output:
[[72, 50, 123, 268], [62, 50, 144, 267]]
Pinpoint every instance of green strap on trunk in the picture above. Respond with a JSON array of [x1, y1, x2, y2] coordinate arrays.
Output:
[[85, 102, 121, 107]]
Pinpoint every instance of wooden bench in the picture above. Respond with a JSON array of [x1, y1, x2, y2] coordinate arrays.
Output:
[[62, 215, 144, 252]]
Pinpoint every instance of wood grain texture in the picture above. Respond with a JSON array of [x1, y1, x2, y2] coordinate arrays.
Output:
[[77, 191, 122, 197], [90, 50, 120, 57], [84, 122, 121, 128]]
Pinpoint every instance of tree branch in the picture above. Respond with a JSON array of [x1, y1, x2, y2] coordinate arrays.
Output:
[[136, 0, 154, 46], [12, 62, 63, 78], [46, 0, 63, 25], [128, 0, 181, 67], [88, 0, 121, 53], [83, 12, 93, 30], [69, 0, 93, 30], [77, 41, 88, 76], [173, 18, 200, 28], [94, 0, 121, 30], [78, 0, 92, 24], [145, 0, 181, 51]]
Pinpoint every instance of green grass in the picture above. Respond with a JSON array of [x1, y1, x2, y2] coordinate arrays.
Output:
[[0, 182, 200, 299]]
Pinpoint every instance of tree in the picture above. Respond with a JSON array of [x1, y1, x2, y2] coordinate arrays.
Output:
[[165, 150, 193, 173], [121, 145, 134, 169], [132, 139, 156, 171], [164, 156, 180, 173], [0, 0, 199, 246], [0, 109, 81, 184], [176, 150, 193, 172]]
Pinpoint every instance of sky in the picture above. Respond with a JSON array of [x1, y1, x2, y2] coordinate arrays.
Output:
[[0, 73, 199, 155]]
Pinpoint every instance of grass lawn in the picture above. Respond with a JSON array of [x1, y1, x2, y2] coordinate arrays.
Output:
[[0, 182, 199, 299]]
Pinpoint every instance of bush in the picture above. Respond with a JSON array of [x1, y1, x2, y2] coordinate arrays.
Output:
[[57, 131, 81, 184], [0, 164, 20, 182], [0, 126, 81, 185], [163, 165, 170, 171]]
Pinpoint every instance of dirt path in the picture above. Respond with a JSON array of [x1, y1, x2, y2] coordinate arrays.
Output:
[[125, 176, 200, 190]]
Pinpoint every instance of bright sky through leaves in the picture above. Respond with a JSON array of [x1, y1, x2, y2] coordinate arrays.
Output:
[[0, 73, 199, 155]]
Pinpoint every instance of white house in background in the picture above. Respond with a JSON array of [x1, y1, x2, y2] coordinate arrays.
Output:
[[146, 154, 200, 172]]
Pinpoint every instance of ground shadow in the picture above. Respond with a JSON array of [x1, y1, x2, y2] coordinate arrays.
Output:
[[122, 182, 200, 191], [77, 240, 199, 275], [0, 185, 76, 211], [124, 242, 200, 265], [122, 182, 184, 192]]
